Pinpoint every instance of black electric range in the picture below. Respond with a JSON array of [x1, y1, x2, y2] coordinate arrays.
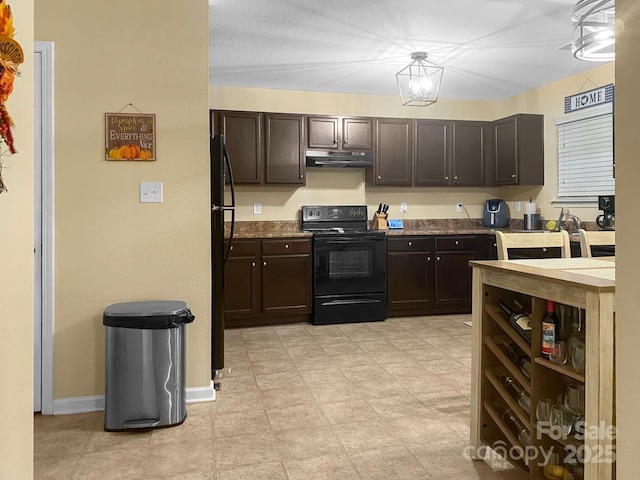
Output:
[[301, 206, 387, 325]]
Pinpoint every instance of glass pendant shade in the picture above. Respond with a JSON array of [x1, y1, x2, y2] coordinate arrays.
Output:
[[572, 0, 615, 61], [396, 52, 444, 107]]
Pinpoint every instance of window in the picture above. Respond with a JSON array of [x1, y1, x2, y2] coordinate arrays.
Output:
[[555, 103, 614, 201]]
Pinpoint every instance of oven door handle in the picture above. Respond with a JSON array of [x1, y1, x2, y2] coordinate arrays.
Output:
[[318, 237, 385, 245], [321, 298, 381, 306]]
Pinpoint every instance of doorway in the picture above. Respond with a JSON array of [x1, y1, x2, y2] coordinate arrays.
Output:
[[34, 41, 54, 415]]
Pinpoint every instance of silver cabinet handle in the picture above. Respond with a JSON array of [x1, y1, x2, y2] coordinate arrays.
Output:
[[300, 174, 304, 178], [455, 240, 459, 245], [542, 247, 547, 253], [263, 261, 267, 266], [251, 262, 256, 267], [230, 245, 234, 251], [408, 241, 412, 247], [454, 176, 458, 180], [512, 174, 516, 178], [377, 175, 381, 180], [445, 176, 449, 180], [437, 256, 441, 261], [427, 256, 431, 262], [285, 244, 289, 249]]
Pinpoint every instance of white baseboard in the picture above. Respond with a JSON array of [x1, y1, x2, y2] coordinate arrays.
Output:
[[51, 382, 216, 415]]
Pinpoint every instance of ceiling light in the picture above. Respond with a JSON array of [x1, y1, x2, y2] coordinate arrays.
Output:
[[571, 0, 615, 62], [396, 52, 444, 107]]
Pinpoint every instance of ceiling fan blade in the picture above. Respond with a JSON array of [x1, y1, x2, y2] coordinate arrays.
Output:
[[557, 42, 573, 51]]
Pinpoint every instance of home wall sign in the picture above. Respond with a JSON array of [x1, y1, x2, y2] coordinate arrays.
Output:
[[105, 112, 155, 161], [0, 0, 24, 193], [564, 83, 614, 113]]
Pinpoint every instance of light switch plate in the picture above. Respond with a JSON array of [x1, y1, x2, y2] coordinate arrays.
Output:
[[140, 182, 163, 203], [515, 201, 521, 212]]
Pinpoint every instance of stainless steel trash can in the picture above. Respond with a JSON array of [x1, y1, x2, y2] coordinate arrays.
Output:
[[103, 300, 195, 431]]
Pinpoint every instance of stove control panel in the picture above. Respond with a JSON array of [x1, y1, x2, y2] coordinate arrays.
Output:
[[302, 205, 368, 222]]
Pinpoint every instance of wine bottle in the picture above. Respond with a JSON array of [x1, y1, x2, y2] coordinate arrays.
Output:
[[497, 299, 532, 342], [542, 300, 559, 359]]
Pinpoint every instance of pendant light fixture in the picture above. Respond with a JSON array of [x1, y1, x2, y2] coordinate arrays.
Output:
[[396, 52, 444, 107], [572, 0, 615, 61]]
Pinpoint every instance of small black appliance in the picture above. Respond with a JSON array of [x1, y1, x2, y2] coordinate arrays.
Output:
[[482, 199, 510, 228], [596, 195, 615, 230]]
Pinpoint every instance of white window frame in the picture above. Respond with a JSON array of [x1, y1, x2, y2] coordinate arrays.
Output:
[[553, 103, 614, 204]]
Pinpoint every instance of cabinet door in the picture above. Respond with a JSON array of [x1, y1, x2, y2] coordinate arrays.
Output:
[[342, 117, 373, 150], [308, 116, 339, 149], [387, 251, 434, 315], [494, 116, 518, 185], [374, 118, 414, 186], [452, 121, 485, 186], [262, 254, 312, 315], [264, 113, 305, 185], [217, 111, 264, 184], [434, 250, 474, 311], [414, 120, 450, 186], [224, 255, 260, 318]]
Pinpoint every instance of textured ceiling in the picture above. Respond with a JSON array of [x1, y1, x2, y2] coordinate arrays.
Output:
[[209, 0, 608, 101]]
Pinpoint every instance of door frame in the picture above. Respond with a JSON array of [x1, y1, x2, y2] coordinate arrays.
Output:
[[34, 41, 55, 415]]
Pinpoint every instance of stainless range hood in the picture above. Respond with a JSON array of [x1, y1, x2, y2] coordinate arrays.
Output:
[[305, 150, 373, 168]]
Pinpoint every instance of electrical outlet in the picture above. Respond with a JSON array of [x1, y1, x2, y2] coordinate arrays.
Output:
[[515, 201, 521, 212], [456, 202, 463, 213], [253, 202, 262, 215], [400, 202, 408, 213]]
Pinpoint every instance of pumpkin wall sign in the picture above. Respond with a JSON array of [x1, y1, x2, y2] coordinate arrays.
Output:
[[105, 112, 155, 161], [0, 0, 24, 193]]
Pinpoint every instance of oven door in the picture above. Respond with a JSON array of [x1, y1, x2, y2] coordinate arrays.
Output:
[[313, 234, 387, 296]]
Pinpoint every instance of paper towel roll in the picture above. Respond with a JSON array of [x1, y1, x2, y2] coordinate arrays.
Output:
[[525, 202, 537, 214]]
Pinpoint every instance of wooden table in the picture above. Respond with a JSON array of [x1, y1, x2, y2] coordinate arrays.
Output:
[[469, 257, 615, 480]]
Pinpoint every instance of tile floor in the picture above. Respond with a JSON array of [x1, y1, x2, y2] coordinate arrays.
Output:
[[34, 314, 530, 479]]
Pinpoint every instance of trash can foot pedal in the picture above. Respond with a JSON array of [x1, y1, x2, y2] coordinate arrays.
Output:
[[123, 418, 161, 429]]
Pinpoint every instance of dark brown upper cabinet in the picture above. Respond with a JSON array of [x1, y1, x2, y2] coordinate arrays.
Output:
[[493, 113, 544, 186], [212, 110, 264, 184], [414, 120, 450, 186], [307, 116, 373, 151], [377, 118, 486, 187], [264, 113, 306, 185], [212, 110, 306, 186], [373, 118, 414, 186], [451, 121, 486, 186]]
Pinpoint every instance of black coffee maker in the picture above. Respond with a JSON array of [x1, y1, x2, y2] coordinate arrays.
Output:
[[596, 195, 615, 230]]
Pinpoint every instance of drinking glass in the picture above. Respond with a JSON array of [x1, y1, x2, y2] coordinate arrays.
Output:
[[564, 384, 585, 417], [536, 397, 553, 423], [550, 404, 575, 437], [570, 341, 586, 374], [549, 341, 568, 365]]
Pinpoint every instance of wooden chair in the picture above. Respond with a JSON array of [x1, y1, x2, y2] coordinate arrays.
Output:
[[495, 230, 571, 260], [578, 229, 615, 258]]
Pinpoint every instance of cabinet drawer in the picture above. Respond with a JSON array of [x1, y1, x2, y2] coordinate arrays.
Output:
[[262, 238, 311, 255], [388, 237, 434, 252], [228, 239, 260, 257], [435, 236, 477, 251]]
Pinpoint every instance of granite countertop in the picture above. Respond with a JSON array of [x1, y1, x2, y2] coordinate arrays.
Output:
[[227, 219, 598, 240]]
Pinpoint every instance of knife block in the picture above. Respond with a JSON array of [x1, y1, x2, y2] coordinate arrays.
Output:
[[372, 214, 388, 230]]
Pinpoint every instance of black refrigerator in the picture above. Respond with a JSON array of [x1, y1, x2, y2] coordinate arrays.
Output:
[[210, 134, 235, 374]]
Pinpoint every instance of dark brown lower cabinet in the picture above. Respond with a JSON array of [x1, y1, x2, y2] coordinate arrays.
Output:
[[224, 238, 312, 327], [388, 234, 495, 317]]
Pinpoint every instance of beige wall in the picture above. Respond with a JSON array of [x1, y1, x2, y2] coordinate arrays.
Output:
[[35, 0, 211, 398], [211, 65, 614, 224], [0, 2, 35, 478], [614, 0, 640, 477]]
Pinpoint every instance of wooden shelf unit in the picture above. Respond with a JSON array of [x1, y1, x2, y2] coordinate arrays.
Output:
[[470, 262, 615, 480]]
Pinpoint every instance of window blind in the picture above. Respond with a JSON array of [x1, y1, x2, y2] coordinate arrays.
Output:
[[556, 105, 614, 200]]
